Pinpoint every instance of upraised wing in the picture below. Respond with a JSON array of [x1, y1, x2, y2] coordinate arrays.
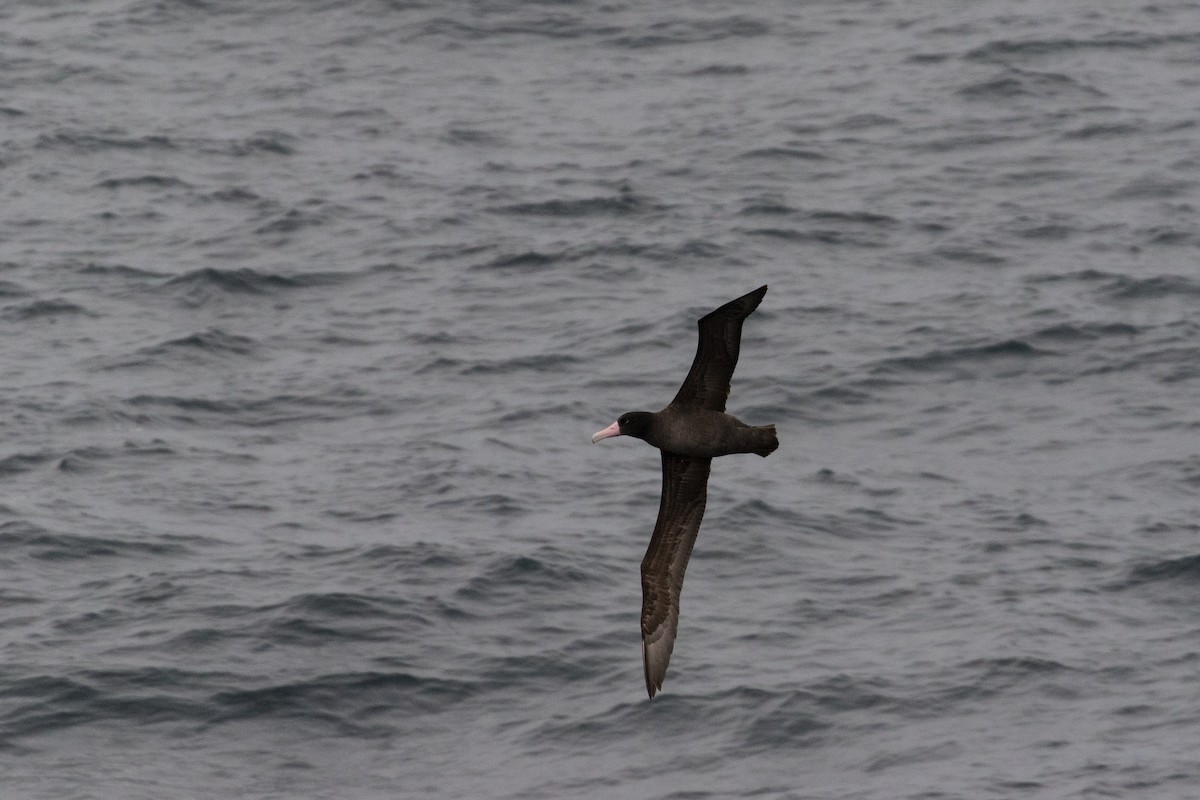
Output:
[[669, 285, 768, 412], [640, 451, 712, 698]]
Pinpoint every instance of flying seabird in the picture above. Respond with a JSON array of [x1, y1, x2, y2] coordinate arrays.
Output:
[[591, 285, 778, 698]]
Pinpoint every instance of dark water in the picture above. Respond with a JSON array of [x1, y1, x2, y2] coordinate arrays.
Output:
[[3, 1, 1200, 797]]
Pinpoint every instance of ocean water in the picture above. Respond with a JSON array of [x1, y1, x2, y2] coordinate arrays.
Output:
[[2, 1, 1200, 797]]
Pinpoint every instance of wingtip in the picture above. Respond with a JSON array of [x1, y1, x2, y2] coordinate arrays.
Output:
[[642, 640, 657, 699], [642, 638, 665, 699], [743, 284, 768, 309]]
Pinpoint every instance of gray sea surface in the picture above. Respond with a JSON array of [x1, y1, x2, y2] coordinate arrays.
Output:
[[3, 1, 1200, 798]]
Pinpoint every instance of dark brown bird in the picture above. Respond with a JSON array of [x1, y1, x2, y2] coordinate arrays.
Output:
[[591, 285, 778, 698]]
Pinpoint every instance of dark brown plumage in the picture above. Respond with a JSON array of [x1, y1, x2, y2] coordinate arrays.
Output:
[[591, 285, 778, 698]]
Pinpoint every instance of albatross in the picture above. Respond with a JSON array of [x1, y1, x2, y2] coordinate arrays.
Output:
[[591, 285, 778, 698]]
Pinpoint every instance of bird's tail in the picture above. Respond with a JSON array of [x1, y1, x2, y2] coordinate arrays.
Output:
[[751, 424, 778, 457]]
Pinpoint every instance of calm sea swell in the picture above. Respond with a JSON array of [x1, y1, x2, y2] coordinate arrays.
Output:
[[1, 0, 1200, 798]]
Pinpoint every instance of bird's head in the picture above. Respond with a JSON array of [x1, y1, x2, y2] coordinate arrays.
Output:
[[591, 411, 654, 443]]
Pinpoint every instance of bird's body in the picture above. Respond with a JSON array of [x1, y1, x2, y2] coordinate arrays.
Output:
[[604, 406, 776, 459], [591, 285, 777, 698], [638, 406, 778, 458]]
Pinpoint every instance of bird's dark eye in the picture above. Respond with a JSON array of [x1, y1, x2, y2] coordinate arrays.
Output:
[[619, 416, 628, 425]]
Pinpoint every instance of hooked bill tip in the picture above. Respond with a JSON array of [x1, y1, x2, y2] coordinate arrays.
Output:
[[591, 421, 621, 443]]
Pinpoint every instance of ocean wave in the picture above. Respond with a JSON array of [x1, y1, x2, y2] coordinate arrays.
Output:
[[739, 690, 830, 752], [34, 131, 175, 152], [0, 673, 206, 740], [125, 394, 242, 416], [805, 383, 879, 407], [157, 585, 457, 659], [443, 126, 506, 147], [957, 69, 1104, 100], [930, 246, 1008, 266], [735, 207, 898, 252], [1125, 553, 1200, 586], [1061, 121, 1146, 140], [0, 520, 191, 561], [208, 671, 476, 725], [497, 190, 656, 218], [456, 549, 598, 603], [253, 207, 329, 235], [461, 353, 579, 375], [912, 131, 1022, 152], [995, 169, 1078, 188], [1109, 176, 1194, 201], [610, 15, 772, 48], [965, 33, 1199, 62], [255, 593, 419, 646], [739, 146, 828, 161], [2, 299, 94, 321], [474, 635, 617, 691], [472, 250, 559, 272], [711, 498, 814, 529], [78, 262, 167, 279], [56, 446, 124, 474], [201, 187, 263, 204], [741, 227, 888, 248], [350, 542, 469, 571], [0, 450, 57, 476], [1141, 226, 1200, 247], [1100, 274, 1200, 301], [865, 740, 963, 773], [527, 685, 832, 756], [283, 592, 408, 620], [0, 441, 175, 476], [158, 267, 348, 306], [738, 200, 795, 216], [120, 387, 382, 427], [1024, 268, 1116, 285], [906, 657, 1076, 716], [94, 175, 191, 190], [427, 492, 530, 518], [133, 329, 259, 361], [871, 339, 1047, 376], [809, 209, 898, 226], [688, 64, 751, 77], [0, 668, 475, 742], [414, 15, 612, 43], [1031, 322, 1139, 341], [0, 279, 28, 297], [222, 132, 296, 157], [469, 238, 724, 273], [413, 11, 775, 48]]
